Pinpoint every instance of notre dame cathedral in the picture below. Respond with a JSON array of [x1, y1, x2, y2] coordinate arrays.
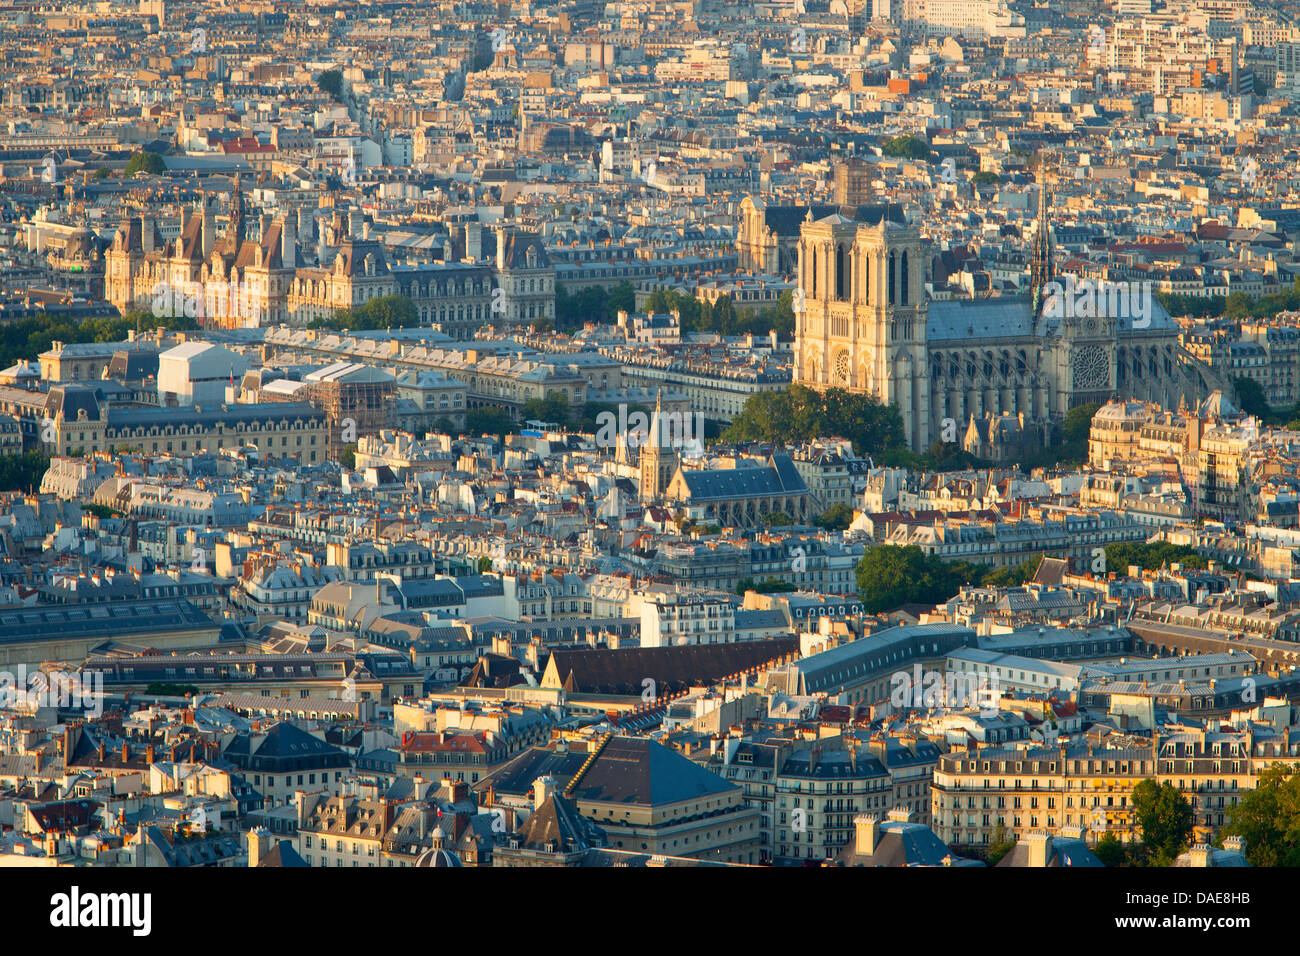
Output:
[[741, 174, 1230, 453]]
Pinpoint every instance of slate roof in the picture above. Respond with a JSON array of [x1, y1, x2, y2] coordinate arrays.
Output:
[[545, 637, 797, 695], [835, 820, 983, 867], [512, 793, 604, 852], [762, 203, 906, 237], [0, 599, 217, 645], [678, 453, 808, 501], [222, 722, 350, 772], [567, 737, 737, 807], [256, 839, 310, 867], [996, 837, 1103, 867], [475, 747, 589, 798]]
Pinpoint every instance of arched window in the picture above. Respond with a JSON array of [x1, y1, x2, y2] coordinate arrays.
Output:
[[888, 251, 896, 305], [836, 244, 848, 301], [901, 250, 909, 305], [810, 246, 818, 300]]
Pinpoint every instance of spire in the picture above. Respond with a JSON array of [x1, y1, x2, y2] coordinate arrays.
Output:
[[1030, 153, 1055, 316], [228, 174, 245, 248]]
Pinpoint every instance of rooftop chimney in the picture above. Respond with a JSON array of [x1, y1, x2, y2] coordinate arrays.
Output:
[[1025, 830, 1052, 868], [533, 774, 558, 810], [854, 814, 880, 857], [247, 827, 273, 867]]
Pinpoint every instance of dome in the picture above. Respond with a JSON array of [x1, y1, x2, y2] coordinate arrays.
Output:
[[413, 846, 462, 868], [1093, 399, 1149, 423]]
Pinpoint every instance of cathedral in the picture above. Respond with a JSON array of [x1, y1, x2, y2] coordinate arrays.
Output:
[[779, 181, 1231, 452]]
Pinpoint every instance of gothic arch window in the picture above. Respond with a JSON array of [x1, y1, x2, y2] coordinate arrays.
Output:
[[836, 244, 848, 301], [901, 250, 910, 305], [888, 251, 896, 305], [810, 246, 818, 300], [863, 253, 871, 302]]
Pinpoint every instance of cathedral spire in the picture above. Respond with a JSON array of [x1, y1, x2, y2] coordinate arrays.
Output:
[[1030, 153, 1055, 316], [228, 174, 245, 247]]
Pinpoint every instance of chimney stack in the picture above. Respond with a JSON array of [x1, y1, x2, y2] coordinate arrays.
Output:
[[281, 212, 296, 269], [202, 201, 215, 257], [533, 774, 558, 810], [1026, 831, 1052, 867], [854, 814, 880, 856], [247, 827, 273, 867]]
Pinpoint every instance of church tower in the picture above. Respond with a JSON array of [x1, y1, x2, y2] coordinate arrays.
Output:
[[793, 207, 931, 450], [639, 390, 679, 504], [1029, 157, 1055, 315]]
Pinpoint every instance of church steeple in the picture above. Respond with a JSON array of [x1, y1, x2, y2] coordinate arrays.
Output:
[[1030, 154, 1055, 316], [639, 388, 678, 505], [227, 174, 245, 249]]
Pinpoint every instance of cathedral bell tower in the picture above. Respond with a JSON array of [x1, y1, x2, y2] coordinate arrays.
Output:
[[793, 207, 931, 451], [639, 389, 679, 504]]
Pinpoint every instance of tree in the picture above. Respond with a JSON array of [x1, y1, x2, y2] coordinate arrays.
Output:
[[0, 451, 50, 493], [338, 444, 357, 469], [310, 295, 419, 332], [881, 134, 930, 160], [1063, 402, 1101, 445], [1131, 779, 1193, 865], [856, 547, 1045, 613], [1103, 541, 1206, 573], [125, 151, 165, 176], [723, 385, 907, 458], [972, 170, 999, 186], [1094, 833, 1127, 867], [813, 503, 854, 531], [1222, 762, 1300, 866], [477, 556, 494, 573], [521, 390, 571, 425], [1233, 376, 1270, 419], [318, 69, 344, 101], [763, 510, 792, 527], [736, 577, 795, 595], [986, 824, 1016, 865], [856, 545, 936, 613], [466, 406, 515, 438]]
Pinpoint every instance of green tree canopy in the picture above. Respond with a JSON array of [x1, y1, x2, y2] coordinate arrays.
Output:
[[812, 502, 854, 531], [466, 406, 515, 438], [1222, 762, 1300, 866], [1131, 779, 1194, 865], [309, 295, 419, 332], [1103, 541, 1206, 574], [125, 151, 165, 176], [317, 69, 344, 100], [0, 452, 50, 493], [522, 390, 571, 424], [723, 385, 906, 457], [856, 546, 1042, 613], [881, 134, 930, 160]]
